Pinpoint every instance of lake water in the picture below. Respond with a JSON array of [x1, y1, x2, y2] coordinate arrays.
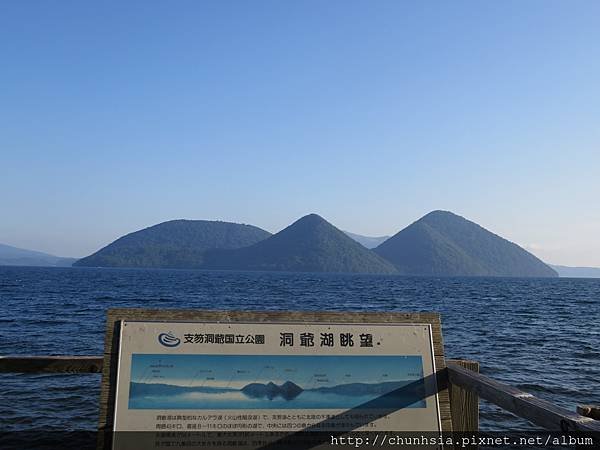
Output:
[[0, 266, 599, 432]]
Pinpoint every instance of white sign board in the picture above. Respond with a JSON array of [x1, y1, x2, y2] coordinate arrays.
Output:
[[111, 320, 442, 449]]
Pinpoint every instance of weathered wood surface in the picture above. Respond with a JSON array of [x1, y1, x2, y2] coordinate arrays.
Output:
[[447, 359, 479, 434], [97, 309, 453, 435], [0, 356, 103, 373], [577, 405, 600, 421], [447, 361, 600, 432]]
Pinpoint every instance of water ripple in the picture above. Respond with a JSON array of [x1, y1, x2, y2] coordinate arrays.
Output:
[[0, 266, 599, 431]]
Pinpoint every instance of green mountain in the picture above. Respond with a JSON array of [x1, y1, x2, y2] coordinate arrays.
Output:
[[74, 220, 271, 268], [205, 214, 398, 274], [0, 243, 76, 267], [374, 211, 557, 278]]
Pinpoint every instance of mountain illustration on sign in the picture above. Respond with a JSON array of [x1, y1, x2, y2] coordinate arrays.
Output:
[[127, 354, 426, 410], [241, 381, 303, 400]]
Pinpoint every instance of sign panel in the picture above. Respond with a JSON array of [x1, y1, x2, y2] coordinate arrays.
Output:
[[110, 319, 441, 448]]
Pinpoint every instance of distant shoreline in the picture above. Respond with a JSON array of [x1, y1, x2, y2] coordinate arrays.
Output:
[[2, 264, 600, 279]]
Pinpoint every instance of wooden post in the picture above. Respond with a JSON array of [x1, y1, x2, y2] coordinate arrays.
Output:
[[576, 406, 600, 450], [577, 405, 600, 421], [447, 359, 479, 434]]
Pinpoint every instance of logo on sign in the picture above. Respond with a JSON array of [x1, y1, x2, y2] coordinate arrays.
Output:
[[158, 332, 181, 348]]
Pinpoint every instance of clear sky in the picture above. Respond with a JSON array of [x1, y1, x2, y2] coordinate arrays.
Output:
[[1, 1, 599, 266]]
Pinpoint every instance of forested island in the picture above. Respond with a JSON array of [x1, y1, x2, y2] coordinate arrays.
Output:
[[74, 211, 557, 278]]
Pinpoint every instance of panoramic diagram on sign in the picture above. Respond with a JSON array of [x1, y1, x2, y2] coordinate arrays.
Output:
[[128, 354, 426, 410]]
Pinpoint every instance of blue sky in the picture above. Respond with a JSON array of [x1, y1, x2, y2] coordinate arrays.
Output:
[[1, 1, 599, 265]]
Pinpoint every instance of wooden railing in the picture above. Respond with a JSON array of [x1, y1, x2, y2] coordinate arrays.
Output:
[[0, 355, 103, 373], [1, 356, 599, 433], [445, 361, 600, 433]]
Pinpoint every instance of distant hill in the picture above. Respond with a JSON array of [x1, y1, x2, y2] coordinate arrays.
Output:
[[343, 231, 390, 249], [550, 265, 600, 278], [74, 220, 271, 268], [374, 211, 557, 278], [0, 243, 76, 267], [205, 214, 398, 274], [70, 212, 567, 276]]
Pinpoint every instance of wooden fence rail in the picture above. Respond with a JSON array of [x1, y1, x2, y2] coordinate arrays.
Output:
[[0, 355, 103, 373], [446, 361, 600, 433]]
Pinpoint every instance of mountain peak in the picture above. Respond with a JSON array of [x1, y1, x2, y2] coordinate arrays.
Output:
[[205, 214, 398, 274], [421, 210, 462, 221], [75, 220, 272, 268], [375, 211, 557, 277], [291, 213, 328, 226], [302, 213, 325, 220]]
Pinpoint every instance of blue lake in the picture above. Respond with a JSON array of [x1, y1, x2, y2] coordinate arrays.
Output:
[[0, 266, 599, 431]]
